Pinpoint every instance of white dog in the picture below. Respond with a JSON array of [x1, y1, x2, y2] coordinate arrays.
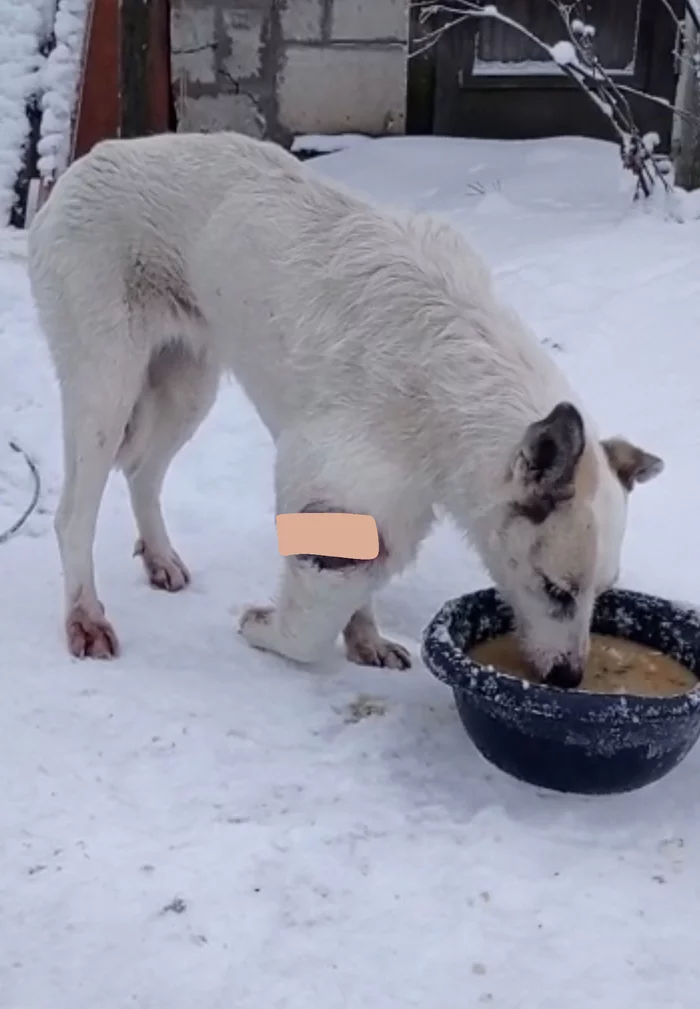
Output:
[[27, 131, 663, 686]]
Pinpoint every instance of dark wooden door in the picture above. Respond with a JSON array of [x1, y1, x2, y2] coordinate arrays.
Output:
[[411, 0, 684, 147]]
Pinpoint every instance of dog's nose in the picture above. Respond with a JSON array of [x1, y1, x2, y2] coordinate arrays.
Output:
[[545, 660, 584, 690]]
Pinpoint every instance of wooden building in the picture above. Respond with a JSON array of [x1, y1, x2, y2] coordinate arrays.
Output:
[[70, 0, 688, 157], [409, 0, 686, 148], [18, 1, 693, 225]]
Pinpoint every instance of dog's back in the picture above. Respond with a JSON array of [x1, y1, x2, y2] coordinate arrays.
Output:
[[29, 130, 302, 255], [28, 132, 305, 360]]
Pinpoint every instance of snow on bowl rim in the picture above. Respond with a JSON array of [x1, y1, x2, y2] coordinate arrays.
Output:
[[421, 587, 700, 724]]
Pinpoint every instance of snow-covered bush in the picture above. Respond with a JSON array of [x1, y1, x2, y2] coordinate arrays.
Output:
[[0, 0, 45, 225], [36, 0, 89, 183]]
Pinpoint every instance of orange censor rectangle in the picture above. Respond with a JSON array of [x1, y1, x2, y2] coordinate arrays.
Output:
[[276, 512, 379, 561]]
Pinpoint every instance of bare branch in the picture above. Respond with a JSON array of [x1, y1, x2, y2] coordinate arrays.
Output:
[[409, 0, 693, 203]]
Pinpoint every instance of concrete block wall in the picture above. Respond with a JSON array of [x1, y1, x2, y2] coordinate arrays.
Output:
[[171, 0, 409, 144]]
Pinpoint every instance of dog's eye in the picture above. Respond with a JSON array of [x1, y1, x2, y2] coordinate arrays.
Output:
[[541, 575, 576, 612]]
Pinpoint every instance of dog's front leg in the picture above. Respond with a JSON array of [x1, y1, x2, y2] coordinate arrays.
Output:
[[239, 422, 432, 667], [343, 604, 410, 670], [239, 552, 381, 665]]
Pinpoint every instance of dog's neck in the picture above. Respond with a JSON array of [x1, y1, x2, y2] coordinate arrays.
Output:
[[409, 303, 586, 538]]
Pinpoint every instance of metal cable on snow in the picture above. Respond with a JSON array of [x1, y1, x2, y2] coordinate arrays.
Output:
[[0, 440, 41, 545]]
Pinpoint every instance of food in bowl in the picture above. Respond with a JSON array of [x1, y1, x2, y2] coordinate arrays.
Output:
[[469, 633, 697, 697]]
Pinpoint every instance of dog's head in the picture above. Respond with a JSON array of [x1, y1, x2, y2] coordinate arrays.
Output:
[[487, 402, 663, 688]]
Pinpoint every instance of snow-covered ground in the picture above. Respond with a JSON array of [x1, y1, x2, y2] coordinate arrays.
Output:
[[3, 136, 700, 1008]]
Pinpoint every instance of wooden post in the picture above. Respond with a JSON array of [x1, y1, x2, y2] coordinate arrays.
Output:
[[120, 0, 150, 138], [73, 0, 120, 160], [149, 0, 175, 133], [121, 0, 172, 138], [406, 4, 437, 135], [674, 13, 700, 190]]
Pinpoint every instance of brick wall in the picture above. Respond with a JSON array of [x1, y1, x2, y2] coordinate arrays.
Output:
[[171, 0, 408, 143]]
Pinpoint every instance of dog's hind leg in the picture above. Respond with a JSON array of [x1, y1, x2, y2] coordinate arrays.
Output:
[[343, 604, 411, 670], [117, 344, 219, 591], [55, 317, 149, 659]]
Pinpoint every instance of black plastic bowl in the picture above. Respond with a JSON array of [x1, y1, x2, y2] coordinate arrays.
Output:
[[422, 588, 700, 795]]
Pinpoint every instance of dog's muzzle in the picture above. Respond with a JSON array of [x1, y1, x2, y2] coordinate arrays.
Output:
[[545, 659, 584, 690]]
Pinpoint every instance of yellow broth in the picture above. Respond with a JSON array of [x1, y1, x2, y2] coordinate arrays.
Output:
[[469, 634, 697, 697]]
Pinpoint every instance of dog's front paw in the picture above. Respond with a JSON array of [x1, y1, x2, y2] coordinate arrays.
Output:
[[346, 636, 412, 670], [135, 540, 190, 592], [67, 604, 119, 659], [239, 604, 276, 652]]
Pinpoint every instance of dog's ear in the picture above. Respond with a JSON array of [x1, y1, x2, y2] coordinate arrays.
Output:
[[512, 402, 585, 496], [601, 437, 664, 491]]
